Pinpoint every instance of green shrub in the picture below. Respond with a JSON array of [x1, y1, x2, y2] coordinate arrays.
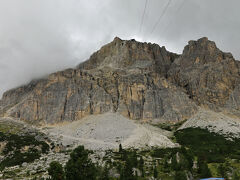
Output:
[[0, 132, 49, 169], [48, 161, 65, 180], [175, 128, 240, 163], [65, 146, 97, 180]]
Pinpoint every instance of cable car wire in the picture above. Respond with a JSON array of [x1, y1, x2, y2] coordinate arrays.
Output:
[[161, 0, 187, 35], [149, 0, 172, 36], [139, 0, 149, 35]]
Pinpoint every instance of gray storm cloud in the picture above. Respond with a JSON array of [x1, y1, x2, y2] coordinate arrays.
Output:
[[0, 0, 239, 96]]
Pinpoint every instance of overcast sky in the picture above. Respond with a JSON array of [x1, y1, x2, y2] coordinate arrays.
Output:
[[0, 0, 239, 96]]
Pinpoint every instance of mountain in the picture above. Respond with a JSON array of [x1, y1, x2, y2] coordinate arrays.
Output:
[[0, 37, 240, 179], [0, 37, 239, 128]]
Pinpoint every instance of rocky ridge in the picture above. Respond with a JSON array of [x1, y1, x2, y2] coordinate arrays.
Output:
[[0, 37, 240, 180], [0, 37, 239, 128]]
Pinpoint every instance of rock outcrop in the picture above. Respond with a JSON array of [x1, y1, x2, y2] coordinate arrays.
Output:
[[168, 37, 240, 109], [0, 37, 239, 125]]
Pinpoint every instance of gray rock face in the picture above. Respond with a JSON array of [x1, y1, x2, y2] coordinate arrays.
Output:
[[78, 37, 179, 77], [225, 82, 240, 116], [168, 37, 240, 109], [0, 37, 239, 125]]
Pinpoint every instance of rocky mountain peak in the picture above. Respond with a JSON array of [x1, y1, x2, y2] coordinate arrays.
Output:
[[78, 37, 178, 76], [180, 37, 234, 67], [0, 37, 239, 125], [168, 37, 239, 108]]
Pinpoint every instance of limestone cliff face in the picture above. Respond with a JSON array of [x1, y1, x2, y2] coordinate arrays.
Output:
[[168, 37, 240, 109], [78, 37, 178, 76], [0, 37, 239, 125]]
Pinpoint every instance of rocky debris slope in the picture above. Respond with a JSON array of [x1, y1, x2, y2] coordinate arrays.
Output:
[[0, 37, 239, 126], [179, 109, 240, 138], [43, 113, 177, 150]]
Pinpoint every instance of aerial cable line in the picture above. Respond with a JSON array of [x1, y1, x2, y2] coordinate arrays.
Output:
[[149, 0, 172, 36], [139, 0, 149, 35], [162, 0, 187, 35]]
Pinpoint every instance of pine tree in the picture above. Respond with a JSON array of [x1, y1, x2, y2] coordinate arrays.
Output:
[[171, 154, 180, 171], [99, 165, 109, 180], [120, 154, 137, 180], [139, 156, 144, 177], [65, 146, 97, 180], [217, 164, 227, 178], [174, 171, 187, 180], [153, 166, 158, 179], [130, 150, 138, 167], [119, 143, 123, 152], [197, 159, 211, 178], [48, 161, 65, 180]]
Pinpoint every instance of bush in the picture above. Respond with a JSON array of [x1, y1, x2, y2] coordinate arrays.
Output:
[[0, 132, 49, 169], [65, 146, 97, 180], [175, 128, 240, 163], [48, 161, 65, 180], [174, 171, 187, 180]]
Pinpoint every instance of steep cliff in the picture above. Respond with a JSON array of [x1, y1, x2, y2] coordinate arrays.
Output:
[[168, 37, 240, 109], [0, 37, 239, 125]]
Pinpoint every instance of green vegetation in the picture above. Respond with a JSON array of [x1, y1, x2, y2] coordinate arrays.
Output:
[[0, 121, 23, 134], [65, 146, 97, 180], [48, 146, 112, 180], [48, 161, 65, 180], [174, 127, 240, 179], [2, 124, 240, 179], [48, 145, 193, 180], [175, 127, 240, 162], [154, 120, 187, 131], [47, 127, 240, 179], [0, 131, 49, 170]]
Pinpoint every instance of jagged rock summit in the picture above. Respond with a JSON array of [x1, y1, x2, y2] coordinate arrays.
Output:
[[0, 37, 239, 126], [78, 37, 178, 76]]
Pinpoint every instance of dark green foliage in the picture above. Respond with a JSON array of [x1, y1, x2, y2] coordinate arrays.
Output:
[[171, 154, 179, 171], [162, 157, 169, 173], [151, 147, 181, 158], [65, 146, 97, 180], [123, 159, 136, 180], [0, 132, 49, 169], [153, 167, 158, 179], [138, 156, 144, 177], [48, 161, 65, 180], [118, 149, 140, 180], [99, 165, 110, 180], [120, 155, 137, 180], [217, 164, 227, 178], [0, 151, 40, 170], [155, 120, 187, 131], [130, 151, 138, 167], [175, 128, 240, 163], [151, 147, 194, 173], [232, 171, 240, 180], [197, 158, 212, 178], [174, 171, 187, 180], [1, 133, 49, 155], [119, 144, 123, 152]]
